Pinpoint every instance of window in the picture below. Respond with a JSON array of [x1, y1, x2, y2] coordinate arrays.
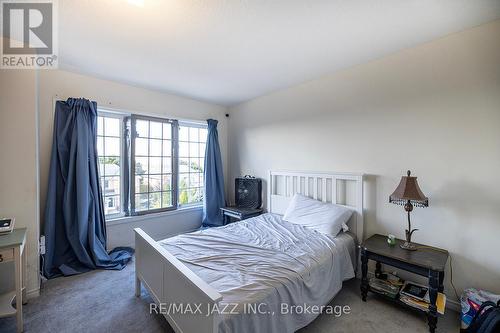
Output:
[[131, 116, 176, 214], [97, 111, 207, 218], [97, 115, 123, 217], [178, 123, 207, 205]]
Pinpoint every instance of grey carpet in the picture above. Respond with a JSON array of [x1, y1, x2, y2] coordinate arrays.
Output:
[[0, 258, 460, 333]]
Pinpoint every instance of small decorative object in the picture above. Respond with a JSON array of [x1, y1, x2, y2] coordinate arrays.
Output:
[[387, 234, 396, 246], [0, 217, 15, 235], [389, 170, 428, 251]]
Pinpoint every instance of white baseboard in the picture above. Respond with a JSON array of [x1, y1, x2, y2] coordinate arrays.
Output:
[[27, 288, 40, 299], [446, 298, 461, 312]]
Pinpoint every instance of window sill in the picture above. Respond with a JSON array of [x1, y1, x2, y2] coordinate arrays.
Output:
[[106, 205, 203, 226]]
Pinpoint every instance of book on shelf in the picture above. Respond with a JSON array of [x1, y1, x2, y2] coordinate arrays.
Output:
[[399, 293, 446, 315], [369, 277, 402, 299]]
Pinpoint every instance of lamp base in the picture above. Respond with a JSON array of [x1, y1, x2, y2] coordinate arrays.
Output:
[[400, 241, 417, 251]]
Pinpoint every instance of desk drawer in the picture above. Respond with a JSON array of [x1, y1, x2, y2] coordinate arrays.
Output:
[[0, 248, 14, 263]]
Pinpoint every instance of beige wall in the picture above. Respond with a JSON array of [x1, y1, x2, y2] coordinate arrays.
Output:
[[228, 20, 500, 303], [2, 65, 228, 295], [38, 69, 228, 251], [0, 65, 40, 296]]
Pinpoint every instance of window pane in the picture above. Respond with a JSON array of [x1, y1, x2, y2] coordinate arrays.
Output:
[[135, 157, 148, 174], [103, 176, 120, 196], [189, 173, 200, 188], [135, 175, 148, 194], [135, 138, 148, 156], [162, 140, 171, 156], [97, 137, 104, 156], [100, 177, 106, 192], [150, 139, 162, 156], [190, 158, 203, 172], [177, 124, 207, 205], [199, 158, 205, 173], [103, 157, 120, 176], [97, 117, 104, 136], [189, 127, 199, 142], [179, 142, 189, 157], [136, 120, 149, 137], [149, 157, 161, 174], [188, 188, 202, 203], [149, 175, 162, 192], [200, 143, 206, 157], [97, 115, 124, 217], [162, 191, 172, 208], [150, 121, 162, 139], [132, 118, 185, 214], [105, 117, 120, 137], [163, 123, 172, 140], [179, 173, 189, 190], [105, 137, 120, 156], [199, 128, 207, 142], [179, 189, 188, 205], [179, 126, 189, 141], [135, 194, 148, 211], [162, 174, 172, 191], [162, 157, 171, 174], [189, 142, 199, 157], [179, 158, 189, 172], [98, 157, 105, 176], [104, 195, 120, 215], [149, 192, 161, 209]]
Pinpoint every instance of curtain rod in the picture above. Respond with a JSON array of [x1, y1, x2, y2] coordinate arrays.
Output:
[[52, 95, 209, 126]]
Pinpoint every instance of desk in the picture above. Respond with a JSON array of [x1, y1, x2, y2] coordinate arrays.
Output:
[[220, 206, 263, 225], [0, 228, 27, 333]]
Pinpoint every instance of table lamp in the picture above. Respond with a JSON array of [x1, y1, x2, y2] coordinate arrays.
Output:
[[389, 170, 428, 251]]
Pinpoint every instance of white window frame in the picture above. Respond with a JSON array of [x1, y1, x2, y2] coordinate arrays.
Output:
[[97, 110, 126, 219], [130, 114, 178, 215], [96, 108, 208, 219], [177, 120, 207, 208]]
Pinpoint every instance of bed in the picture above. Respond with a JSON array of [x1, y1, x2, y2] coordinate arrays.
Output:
[[134, 171, 364, 333]]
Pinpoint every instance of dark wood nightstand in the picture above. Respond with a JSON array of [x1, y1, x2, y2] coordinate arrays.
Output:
[[220, 206, 263, 225], [360, 234, 449, 333]]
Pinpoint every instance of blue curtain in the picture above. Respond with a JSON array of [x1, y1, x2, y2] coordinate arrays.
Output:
[[202, 119, 225, 227], [43, 98, 133, 278]]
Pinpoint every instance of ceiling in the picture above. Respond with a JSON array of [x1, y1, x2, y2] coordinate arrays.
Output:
[[58, 0, 500, 106]]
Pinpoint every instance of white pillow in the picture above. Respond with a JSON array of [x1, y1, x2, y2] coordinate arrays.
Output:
[[283, 194, 353, 236]]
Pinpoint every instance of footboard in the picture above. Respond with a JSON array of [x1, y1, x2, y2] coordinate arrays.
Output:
[[134, 228, 223, 333]]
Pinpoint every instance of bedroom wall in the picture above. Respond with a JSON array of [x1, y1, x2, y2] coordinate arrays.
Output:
[[228, 20, 500, 304], [37, 69, 228, 249], [0, 55, 41, 297]]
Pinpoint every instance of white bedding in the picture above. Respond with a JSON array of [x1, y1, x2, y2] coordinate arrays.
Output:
[[159, 213, 356, 333]]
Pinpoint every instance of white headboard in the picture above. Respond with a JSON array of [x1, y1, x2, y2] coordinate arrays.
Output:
[[268, 170, 364, 243]]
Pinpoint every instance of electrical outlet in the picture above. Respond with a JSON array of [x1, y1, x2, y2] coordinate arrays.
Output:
[[39, 235, 46, 254]]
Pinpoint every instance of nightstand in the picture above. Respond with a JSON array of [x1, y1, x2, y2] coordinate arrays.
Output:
[[0, 228, 27, 333], [220, 206, 263, 225], [360, 234, 449, 333]]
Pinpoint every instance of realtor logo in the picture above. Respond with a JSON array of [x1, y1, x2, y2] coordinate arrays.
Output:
[[1, 0, 58, 68]]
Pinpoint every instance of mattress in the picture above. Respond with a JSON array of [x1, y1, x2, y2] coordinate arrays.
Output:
[[159, 213, 356, 333]]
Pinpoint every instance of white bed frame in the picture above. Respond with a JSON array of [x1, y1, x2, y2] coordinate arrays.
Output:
[[134, 170, 364, 333]]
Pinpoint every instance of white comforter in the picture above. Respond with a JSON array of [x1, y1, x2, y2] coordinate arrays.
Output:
[[159, 213, 355, 333]]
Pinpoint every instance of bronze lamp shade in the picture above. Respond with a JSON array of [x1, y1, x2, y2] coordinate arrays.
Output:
[[389, 170, 428, 250]]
